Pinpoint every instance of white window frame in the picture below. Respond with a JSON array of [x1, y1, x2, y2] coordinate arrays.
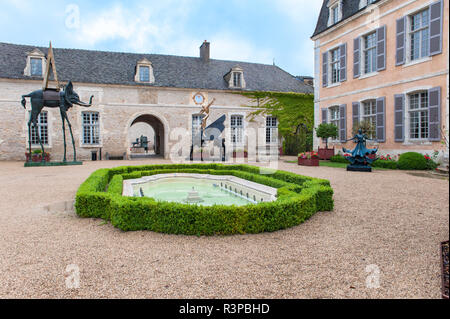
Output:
[[82, 111, 101, 145], [363, 31, 377, 75], [329, 106, 341, 141], [407, 91, 429, 140], [29, 111, 49, 146], [330, 47, 341, 83], [265, 116, 278, 145], [327, 0, 342, 27], [408, 7, 430, 62], [191, 114, 205, 144], [230, 114, 244, 146], [361, 100, 377, 139]]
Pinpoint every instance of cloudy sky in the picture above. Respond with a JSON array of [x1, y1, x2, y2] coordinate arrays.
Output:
[[0, 0, 322, 76]]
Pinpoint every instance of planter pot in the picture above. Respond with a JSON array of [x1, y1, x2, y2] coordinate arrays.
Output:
[[298, 157, 319, 166], [233, 151, 248, 158], [25, 153, 50, 162], [318, 147, 334, 160]]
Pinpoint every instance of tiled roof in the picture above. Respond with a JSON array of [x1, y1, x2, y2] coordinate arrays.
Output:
[[0, 42, 313, 94], [312, 0, 380, 38]]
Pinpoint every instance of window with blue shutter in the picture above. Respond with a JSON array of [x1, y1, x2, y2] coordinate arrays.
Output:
[[340, 43, 347, 82], [322, 52, 328, 87], [429, 0, 443, 56], [353, 37, 361, 78], [376, 25, 386, 71], [322, 108, 328, 124], [376, 97, 386, 142], [396, 17, 406, 66], [428, 87, 441, 141], [339, 104, 347, 142], [352, 102, 360, 130], [394, 94, 405, 142]]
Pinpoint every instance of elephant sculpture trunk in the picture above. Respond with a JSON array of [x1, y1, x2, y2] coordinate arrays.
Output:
[[77, 95, 94, 107]]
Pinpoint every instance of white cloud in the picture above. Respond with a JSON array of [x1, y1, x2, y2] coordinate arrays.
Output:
[[209, 32, 274, 65]]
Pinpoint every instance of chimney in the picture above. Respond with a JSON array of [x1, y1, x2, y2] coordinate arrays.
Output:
[[200, 40, 210, 62]]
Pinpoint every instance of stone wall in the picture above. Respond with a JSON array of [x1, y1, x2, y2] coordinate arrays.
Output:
[[0, 80, 272, 161]]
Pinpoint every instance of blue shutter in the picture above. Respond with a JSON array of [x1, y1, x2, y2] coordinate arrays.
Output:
[[340, 43, 347, 82], [428, 87, 441, 141], [339, 104, 347, 142], [322, 108, 328, 123], [394, 94, 405, 142], [376, 25, 386, 71], [429, 0, 443, 56], [396, 17, 406, 66], [376, 97, 386, 142], [352, 102, 360, 130], [353, 37, 361, 78], [322, 52, 328, 87]]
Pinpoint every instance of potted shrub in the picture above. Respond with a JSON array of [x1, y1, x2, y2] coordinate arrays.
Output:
[[298, 151, 319, 166], [316, 123, 338, 160], [25, 149, 50, 162]]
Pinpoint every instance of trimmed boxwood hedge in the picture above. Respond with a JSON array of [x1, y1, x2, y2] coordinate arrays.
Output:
[[75, 164, 334, 235]]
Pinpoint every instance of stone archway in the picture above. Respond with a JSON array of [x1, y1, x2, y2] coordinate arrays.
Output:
[[127, 113, 167, 158]]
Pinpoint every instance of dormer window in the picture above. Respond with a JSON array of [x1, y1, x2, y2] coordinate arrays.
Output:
[[327, 0, 342, 26], [224, 66, 246, 89], [24, 48, 46, 77], [135, 58, 154, 84]]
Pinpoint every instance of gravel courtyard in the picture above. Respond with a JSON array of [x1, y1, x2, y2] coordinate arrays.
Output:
[[0, 157, 448, 299]]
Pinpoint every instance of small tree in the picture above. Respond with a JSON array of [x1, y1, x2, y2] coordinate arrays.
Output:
[[316, 123, 338, 149]]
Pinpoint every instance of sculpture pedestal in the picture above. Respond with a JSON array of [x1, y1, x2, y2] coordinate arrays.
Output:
[[347, 165, 372, 172]]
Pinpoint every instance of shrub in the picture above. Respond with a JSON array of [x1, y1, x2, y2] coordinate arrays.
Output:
[[330, 155, 349, 163], [372, 160, 398, 169], [397, 152, 427, 170], [75, 164, 334, 235]]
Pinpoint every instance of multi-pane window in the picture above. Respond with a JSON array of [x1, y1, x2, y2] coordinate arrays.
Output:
[[192, 114, 204, 143], [363, 32, 377, 74], [362, 100, 377, 139], [233, 72, 242, 87], [231, 115, 244, 144], [30, 58, 42, 76], [330, 106, 340, 140], [266, 116, 278, 144], [139, 66, 150, 82], [410, 9, 429, 61], [82, 112, 100, 144], [331, 48, 340, 83], [409, 92, 428, 139], [30, 111, 48, 145], [331, 5, 339, 24]]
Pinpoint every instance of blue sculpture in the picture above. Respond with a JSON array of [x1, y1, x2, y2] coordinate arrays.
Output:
[[342, 129, 378, 172]]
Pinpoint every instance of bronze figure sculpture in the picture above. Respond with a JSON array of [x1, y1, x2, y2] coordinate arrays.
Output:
[[342, 129, 378, 172]]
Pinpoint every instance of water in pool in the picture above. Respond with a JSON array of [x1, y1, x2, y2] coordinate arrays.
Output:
[[134, 177, 253, 206]]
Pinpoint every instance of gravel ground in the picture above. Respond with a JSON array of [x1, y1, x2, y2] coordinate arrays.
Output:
[[0, 157, 448, 299]]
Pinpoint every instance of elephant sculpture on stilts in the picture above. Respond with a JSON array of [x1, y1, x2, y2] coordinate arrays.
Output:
[[21, 81, 94, 162]]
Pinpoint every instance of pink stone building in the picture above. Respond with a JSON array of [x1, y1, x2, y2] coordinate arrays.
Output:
[[312, 0, 448, 161]]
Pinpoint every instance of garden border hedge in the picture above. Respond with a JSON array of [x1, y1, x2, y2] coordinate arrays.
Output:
[[75, 164, 334, 235]]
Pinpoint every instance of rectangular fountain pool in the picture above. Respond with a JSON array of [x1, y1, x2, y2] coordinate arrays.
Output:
[[123, 173, 277, 206]]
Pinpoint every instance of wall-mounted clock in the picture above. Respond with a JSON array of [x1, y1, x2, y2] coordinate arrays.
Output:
[[193, 92, 205, 105]]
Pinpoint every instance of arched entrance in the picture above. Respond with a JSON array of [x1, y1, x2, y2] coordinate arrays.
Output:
[[127, 114, 166, 157]]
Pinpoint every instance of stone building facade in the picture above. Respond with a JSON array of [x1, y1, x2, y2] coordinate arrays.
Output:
[[0, 41, 312, 161], [312, 0, 449, 161]]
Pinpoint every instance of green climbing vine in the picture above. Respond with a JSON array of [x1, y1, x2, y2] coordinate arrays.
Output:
[[239, 91, 315, 154]]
